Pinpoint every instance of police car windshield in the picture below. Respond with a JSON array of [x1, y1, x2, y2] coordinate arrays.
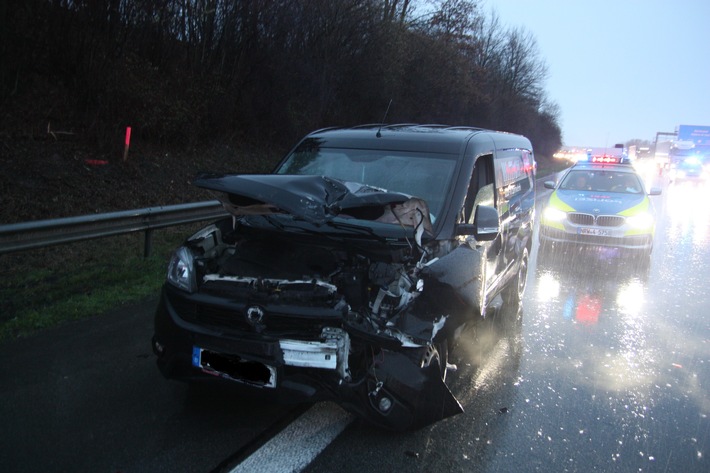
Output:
[[560, 170, 643, 194]]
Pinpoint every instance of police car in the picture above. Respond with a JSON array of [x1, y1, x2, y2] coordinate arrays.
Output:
[[539, 155, 662, 258]]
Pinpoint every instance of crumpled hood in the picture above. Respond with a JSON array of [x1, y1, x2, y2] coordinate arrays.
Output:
[[554, 189, 647, 214], [194, 173, 433, 233]]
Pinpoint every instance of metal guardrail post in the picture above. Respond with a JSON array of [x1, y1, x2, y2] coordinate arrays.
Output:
[[144, 229, 154, 258]]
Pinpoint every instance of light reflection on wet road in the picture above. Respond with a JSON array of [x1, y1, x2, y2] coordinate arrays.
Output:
[[305, 173, 709, 473], [475, 176, 710, 472]]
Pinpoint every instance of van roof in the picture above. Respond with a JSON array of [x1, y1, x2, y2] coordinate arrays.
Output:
[[301, 124, 533, 155]]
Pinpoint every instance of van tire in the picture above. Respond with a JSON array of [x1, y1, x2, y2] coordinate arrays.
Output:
[[420, 342, 449, 381], [502, 246, 529, 311]]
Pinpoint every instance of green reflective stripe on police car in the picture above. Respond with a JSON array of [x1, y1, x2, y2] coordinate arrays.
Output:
[[618, 197, 650, 216], [541, 191, 572, 230], [542, 218, 565, 231], [621, 196, 654, 236], [624, 227, 655, 237], [549, 191, 575, 212]]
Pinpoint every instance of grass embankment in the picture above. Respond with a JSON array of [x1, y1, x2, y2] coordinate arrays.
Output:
[[0, 225, 200, 343]]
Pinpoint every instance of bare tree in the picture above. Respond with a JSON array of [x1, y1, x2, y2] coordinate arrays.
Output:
[[383, 0, 412, 23], [1, 0, 562, 153], [498, 26, 548, 101]]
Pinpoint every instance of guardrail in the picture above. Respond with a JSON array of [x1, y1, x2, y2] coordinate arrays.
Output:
[[0, 201, 228, 257]]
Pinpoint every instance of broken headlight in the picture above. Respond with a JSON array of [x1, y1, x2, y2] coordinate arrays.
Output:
[[167, 246, 196, 293]]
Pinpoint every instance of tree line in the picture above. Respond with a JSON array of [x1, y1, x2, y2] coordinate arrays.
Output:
[[0, 0, 562, 157]]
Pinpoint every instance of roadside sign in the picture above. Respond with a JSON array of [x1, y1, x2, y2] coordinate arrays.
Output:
[[678, 125, 710, 146]]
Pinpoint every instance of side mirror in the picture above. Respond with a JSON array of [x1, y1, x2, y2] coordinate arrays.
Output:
[[473, 205, 500, 241], [454, 205, 500, 240], [544, 181, 556, 189], [648, 187, 662, 196]]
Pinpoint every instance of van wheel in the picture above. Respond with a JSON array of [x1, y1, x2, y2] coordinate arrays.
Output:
[[420, 342, 449, 381], [502, 246, 529, 310]]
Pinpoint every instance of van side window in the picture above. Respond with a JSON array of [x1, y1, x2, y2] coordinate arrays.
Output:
[[464, 154, 495, 224], [495, 151, 532, 202]]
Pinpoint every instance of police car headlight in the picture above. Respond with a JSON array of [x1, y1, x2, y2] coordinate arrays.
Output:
[[543, 206, 568, 222], [167, 246, 196, 292], [626, 212, 654, 230]]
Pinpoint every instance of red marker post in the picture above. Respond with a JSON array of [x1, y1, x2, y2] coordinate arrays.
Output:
[[123, 126, 132, 161]]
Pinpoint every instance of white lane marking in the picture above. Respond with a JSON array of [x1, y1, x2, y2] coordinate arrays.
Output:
[[230, 402, 354, 473]]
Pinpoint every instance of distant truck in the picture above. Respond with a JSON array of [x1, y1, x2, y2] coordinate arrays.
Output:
[[628, 145, 651, 160], [654, 125, 710, 170]]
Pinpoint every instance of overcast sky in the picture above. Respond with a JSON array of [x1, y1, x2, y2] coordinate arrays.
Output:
[[487, 0, 710, 148]]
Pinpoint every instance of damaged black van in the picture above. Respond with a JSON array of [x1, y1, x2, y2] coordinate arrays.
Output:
[[152, 124, 536, 430]]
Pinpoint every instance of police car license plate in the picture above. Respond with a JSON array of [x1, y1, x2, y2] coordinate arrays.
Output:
[[579, 227, 609, 236]]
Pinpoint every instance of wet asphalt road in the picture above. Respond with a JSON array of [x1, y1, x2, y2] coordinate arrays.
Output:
[[0, 295, 305, 473], [304, 167, 710, 473], [1, 165, 708, 472]]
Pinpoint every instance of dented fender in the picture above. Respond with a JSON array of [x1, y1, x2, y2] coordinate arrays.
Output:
[[419, 245, 485, 318], [339, 346, 463, 431]]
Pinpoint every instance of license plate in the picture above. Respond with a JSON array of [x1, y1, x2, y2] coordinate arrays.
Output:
[[578, 227, 610, 236], [192, 346, 277, 388]]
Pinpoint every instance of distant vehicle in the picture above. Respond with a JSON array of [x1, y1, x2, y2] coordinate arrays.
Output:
[[655, 125, 710, 171], [553, 149, 572, 161], [152, 124, 536, 431], [669, 140, 697, 164], [583, 146, 627, 163], [637, 147, 652, 159], [654, 140, 673, 168], [670, 155, 709, 183], [539, 155, 662, 260], [553, 146, 596, 163], [628, 145, 651, 160]]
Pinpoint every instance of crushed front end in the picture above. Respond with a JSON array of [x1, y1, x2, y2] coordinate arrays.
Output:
[[152, 175, 479, 430]]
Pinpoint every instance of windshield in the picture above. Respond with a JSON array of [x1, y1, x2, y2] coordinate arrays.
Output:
[[275, 145, 458, 222], [560, 169, 643, 194]]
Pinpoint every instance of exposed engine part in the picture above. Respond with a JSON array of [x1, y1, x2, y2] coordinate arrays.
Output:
[[186, 222, 433, 326], [322, 327, 351, 381]]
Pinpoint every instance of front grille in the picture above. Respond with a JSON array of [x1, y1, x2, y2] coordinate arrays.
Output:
[[568, 213, 594, 225], [191, 304, 252, 331], [169, 293, 341, 338], [596, 215, 625, 227], [567, 213, 624, 227]]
